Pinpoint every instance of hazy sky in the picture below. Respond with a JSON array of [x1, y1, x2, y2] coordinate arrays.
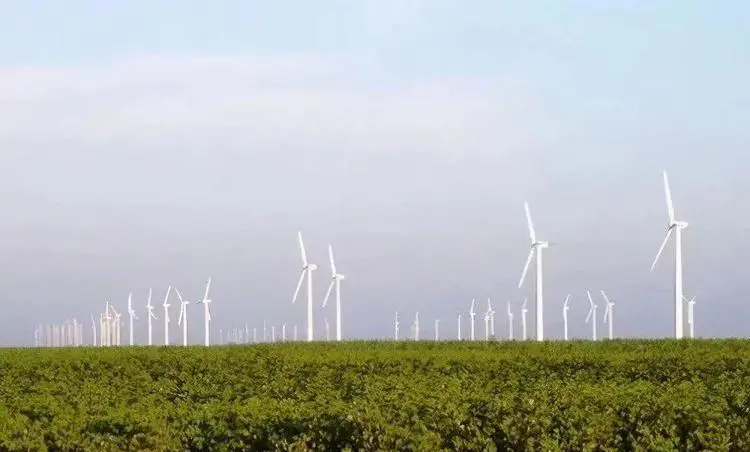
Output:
[[1, 1, 749, 345]]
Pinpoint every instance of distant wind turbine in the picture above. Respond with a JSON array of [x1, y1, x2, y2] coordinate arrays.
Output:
[[127, 293, 138, 346], [469, 299, 476, 341], [434, 319, 440, 341], [162, 286, 171, 345], [283, 322, 288, 341], [457, 314, 462, 340], [562, 294, 570, 341], [413, 312, 419, 341], [520, 298, 528, 341], [90, 315, 97, 346], [394, 311, 399, 340], [601, 290, 615, 340], [146, 288, 157, 346], [650, 171, 689, 339], [507, 301, 514, 340], [585, 290, 598, 341], [483, 306, 490, 340], [487, 298, 496, 338], [175, 288, 189, 346], [199, 277, 212, 347], [322, 244, 345, 341], [292, 232, 317, 342], [684, 295, 697, 338], [518, 201, 549, 341]]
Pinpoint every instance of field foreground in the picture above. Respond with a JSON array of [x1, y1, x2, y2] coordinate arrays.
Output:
[[2, 340, 750, 451]]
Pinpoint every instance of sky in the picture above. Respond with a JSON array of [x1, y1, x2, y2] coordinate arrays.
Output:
[[1, 1, 749, 345]]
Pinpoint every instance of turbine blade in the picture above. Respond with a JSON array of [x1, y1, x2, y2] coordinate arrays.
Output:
[[518, 248, 535, 288], [603, 303, 610, 321], [663, 170, 675, 223], [563, 294, 570, 308], [203, 277, 212, 301], [322, 280, 335, 308], [298, 231, 308, 266], [487, 297, 492, 312], [163, 286, 172, 306], [470, 298, 475, 314], [147, 288, 152, 308], [524, 201, 536, 243], [522, 297, 528, 309], [650, 228, 674, 271], [600, 290, 612, 305], [328, 244, 337, 276], [292, 269, 306, 304], [175, 288, 184, 304]]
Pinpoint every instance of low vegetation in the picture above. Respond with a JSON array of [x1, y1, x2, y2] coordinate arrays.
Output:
[[1, 340, 749, 450]]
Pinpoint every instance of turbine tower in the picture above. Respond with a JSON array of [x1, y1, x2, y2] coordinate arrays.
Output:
[[127, 292, 138, 346], [520, 298, 528, 341], [292, 231, 317, 342], [394, 311, 399, 340], [200, 277, 212, 347], [434, 319, 440, 341], [483, 307, 490, 340], [562, 294, 570, 341], [457, 314, 462, 340], [651, 171, 688, 339], [162, 286, 172, 345], [413, 312, 420, 341], [175, 288, 189, 346], [90, 315, 97, 346], [601, 290, 615, 340], [507, 301, 514, 340], [322, 244, 345, 341], [585, 290, 597, 341], [146, 288, 157, 346], [469, 299, 476, 341], [518, 201, 549, 341], [487, 298, 496, 338]]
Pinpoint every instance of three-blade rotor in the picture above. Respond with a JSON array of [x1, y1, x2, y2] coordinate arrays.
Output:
[[585, 290, 596, 323]]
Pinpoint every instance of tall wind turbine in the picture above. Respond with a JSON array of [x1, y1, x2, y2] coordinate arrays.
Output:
[[175, 288, 189, 346], [562, 294, 570, 341], [518, 201, 549, 341], [457, 314, 462, 340], [585, 290, 597, 341], [127, 293, 138, 346], [469, 299, 476, 341], [434, 319, 440, 341], [601, 290, 615, 340], [292, 231, 317, 342], [413, 312, 420, 341], [162, 286, 171, 345], [483, 306, 490, 340], [488, 298, 496, 338], [520, 298, 528, 341], [200, 277, 212, 347], [322, 244, 345, 341], [110, 304, 122, 346], [90, 315, 97, 346], [651, 170, 689, 339], [146, 288, 157, 346], [685, 295, 696, 338], [507, 301, 514, 340], [394, 311, 399, 340]]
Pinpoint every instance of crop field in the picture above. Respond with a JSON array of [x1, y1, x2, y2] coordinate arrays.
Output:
[[1, 341, 750, 451]]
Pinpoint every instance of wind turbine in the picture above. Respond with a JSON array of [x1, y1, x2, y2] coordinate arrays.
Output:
[[469, 299, 476, 341], [263, 320, 267, 342], [175, 288, 189, 346], [127, 293, 138, 346], [253, 327, 257, 343], [434, 319, 440, 341], [394, 311, 399, 340], [145, 288, 157, 346], [562, 294, 570, 341], [488, 298, 496, 338], [110, 304, 122, 346], [650, 170, 689, 339], [90, 315, 97, 346], [323, 319, 329, 341], [483, 306, 490, 340], [199, 277, 212, 347], [322, 244, 345, 341], [518, 201, 549, 341], [162, 286, 172, 345], [104, 302, 112, 346], [585, 290, 598, 341], [601, 290, 615, 340], [507, 301, 514, 340], [413, 312, 420, 341], [292, 231, 317, 342], [520, 298, 528, 341], [283, 322, 288, 341], [457, 314, 462, 340], [685, 295, 697, 338]]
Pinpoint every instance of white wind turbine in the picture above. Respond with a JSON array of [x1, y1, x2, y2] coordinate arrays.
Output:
[[394, 311, 399, 340], [146, 288, 157, 346], [127, 293, 138, 346], [601, 290, 615, 340], [520, 298, 528, 341], [434, 319, 440, 341], [457, 314, 462, 340], [562, 294, 571, 341], [685, 295, 696, 338], [162, 286, 172, 345], [413, 312, 420, 341], [90, 315, 97, 346], [469, 299, 476, 341], [323, 319, 329, 341], [199, 277, 212, 347], [104, 302, 112, 346], [321, 244, 345, 341], [585, 290, 598, 341], [175, 288, 189, 346], [483, 306, 490, 340], [507, 301, 514, 340], [283, 322, 288, 341], [292, 231, 317, 342], [110, 304, 122, 346], [518, 201, 549, 341], [488, 298, 496, 338], [650, 170, 689, 339]]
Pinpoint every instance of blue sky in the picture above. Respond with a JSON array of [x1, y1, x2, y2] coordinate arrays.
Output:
[[0, 1, 749, 345]]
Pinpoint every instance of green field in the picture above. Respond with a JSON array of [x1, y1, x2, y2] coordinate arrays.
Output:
[[1, 340, 750, 451]]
